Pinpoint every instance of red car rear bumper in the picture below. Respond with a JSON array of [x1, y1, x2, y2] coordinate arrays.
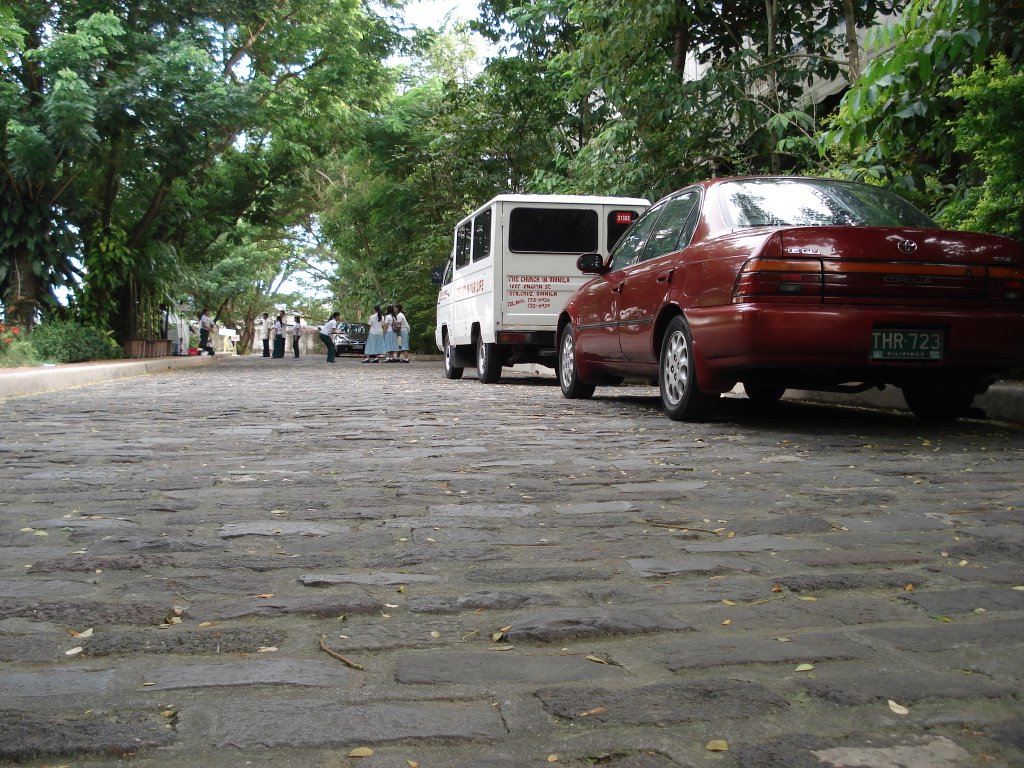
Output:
[[688, 303, 1024, 392]]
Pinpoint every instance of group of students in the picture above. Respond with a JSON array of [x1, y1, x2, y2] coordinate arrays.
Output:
[[316, 303, 410, 364], [262, 312, 302, 358], [363, 304, 410, 363]]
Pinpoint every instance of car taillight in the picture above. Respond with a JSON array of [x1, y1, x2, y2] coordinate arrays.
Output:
[[732, 258, 823, 303], [988, 266, 1024, 302]]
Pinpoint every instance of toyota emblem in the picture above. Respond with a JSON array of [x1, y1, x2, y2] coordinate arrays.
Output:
[[897, 239, 918, 254]]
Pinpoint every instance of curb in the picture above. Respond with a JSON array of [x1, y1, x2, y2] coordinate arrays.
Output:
[[0, 355, 221, 400]]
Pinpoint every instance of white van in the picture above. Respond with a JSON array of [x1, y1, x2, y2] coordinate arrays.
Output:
[[434, 194, 650, 382]]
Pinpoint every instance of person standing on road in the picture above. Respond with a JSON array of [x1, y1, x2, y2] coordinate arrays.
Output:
[[261, 313, 271, 357], [382, 305, 399, 362], [394, 303, 410, 363], [199, 308, 215, 355], [363, 306, 385, 363], [292, 315, 302, 358], [272, 312, 286, 358], [319, 312, 340, 363]]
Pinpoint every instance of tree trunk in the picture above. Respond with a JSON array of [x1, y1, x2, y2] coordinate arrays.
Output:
[[4, 245, 40, 331], [843, 0, 862, 81]]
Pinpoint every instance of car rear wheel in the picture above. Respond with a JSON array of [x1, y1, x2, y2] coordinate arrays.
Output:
[[659, 316, 718, 421], [443, 334, 463, 380], [476, 335, 502, 383], [902, 386, 974, 421], [558, 323, 595, 399]]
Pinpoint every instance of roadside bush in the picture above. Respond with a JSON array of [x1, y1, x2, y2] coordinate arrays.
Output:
[[27, 320, 124, 363]]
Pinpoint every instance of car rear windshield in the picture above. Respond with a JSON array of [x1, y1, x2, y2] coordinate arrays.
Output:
[[720, 179, 937, 229], [508, 207, 599, 253]]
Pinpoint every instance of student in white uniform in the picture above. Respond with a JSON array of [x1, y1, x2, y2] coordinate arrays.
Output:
[[318, 312, 340, 363]]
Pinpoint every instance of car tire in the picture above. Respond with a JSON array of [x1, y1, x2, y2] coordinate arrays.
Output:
[[476, 335, 502, 383], [902, 386, 974, 421], [443, 334, 464, 380], [558, 323, 595, 399], [659, 315, 718, 421], [743, 381, 786, 405]]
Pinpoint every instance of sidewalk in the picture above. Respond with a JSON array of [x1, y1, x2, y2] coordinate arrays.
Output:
[[0, 354, 219, 399]]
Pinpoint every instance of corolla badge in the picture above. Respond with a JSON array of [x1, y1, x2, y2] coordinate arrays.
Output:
[[897, 239, 918, 254]]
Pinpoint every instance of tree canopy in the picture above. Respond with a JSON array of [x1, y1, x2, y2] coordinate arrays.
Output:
[[2, 0, 1021, 350]]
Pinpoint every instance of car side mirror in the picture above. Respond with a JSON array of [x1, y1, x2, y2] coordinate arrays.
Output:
[[431, 265, 445, 286], [576, 252, 607, 274]]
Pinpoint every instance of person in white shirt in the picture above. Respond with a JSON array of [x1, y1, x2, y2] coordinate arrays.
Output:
[[199, 309, 215, 355], [318, 312, 340, 363], [394, 303, 410, 363], [261, 313, 271, 357], [363, 306, 385, 363], [291, 315, 302, 358], [272, 312, 286, 358]]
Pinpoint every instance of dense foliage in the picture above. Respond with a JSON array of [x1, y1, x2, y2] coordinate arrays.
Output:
[[1, 0, 1021, 357], [21, 318, 122, 363]]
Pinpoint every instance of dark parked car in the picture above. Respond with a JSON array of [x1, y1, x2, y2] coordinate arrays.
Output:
[[557, 176, 1024, 421], [334, 322, 368, 354]]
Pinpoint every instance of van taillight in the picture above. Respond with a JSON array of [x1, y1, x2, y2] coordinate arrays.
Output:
[[732, 258, 823, 303], [989, 266, 1024, 302]]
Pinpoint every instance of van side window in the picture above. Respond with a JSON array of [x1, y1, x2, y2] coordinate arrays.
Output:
[[607, 202, 665, 271], [442, 257, 453, 286], [641, 190, 700, 262], [473, 208, 492, 262], [508, 208, 599, 253], [455, 222, 471, 269]]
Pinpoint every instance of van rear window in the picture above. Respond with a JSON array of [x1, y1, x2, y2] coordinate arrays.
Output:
[[508, 208, 599, 254]]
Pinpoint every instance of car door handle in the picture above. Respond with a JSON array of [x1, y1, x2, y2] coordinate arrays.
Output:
[[611, 281, 624, 294], [657, 269, 675, 283]]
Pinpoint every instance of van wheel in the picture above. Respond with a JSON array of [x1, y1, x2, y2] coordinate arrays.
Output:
[[476, 336, 502, 383], [558, 323, 595, 399], [443, 335, 463, 380], [659, 315, 718, 421]]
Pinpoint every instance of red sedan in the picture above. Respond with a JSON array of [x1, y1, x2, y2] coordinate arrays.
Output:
[[557, 176, 1024, 421]]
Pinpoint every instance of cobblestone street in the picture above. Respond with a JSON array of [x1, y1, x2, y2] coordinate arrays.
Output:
[[2, 355, 1023, 767]]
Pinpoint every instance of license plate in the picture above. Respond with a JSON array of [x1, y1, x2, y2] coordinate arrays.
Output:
[[870, 328, 943, 360]]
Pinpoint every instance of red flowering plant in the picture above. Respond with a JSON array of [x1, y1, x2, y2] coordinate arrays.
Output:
[[0, 321, 20, 346]]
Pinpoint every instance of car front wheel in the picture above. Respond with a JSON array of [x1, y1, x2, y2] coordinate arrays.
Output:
[[443, 334, 464, 380], [558, 323, 595, 399], [902, 386, 974, 421], [659, 315, 718, 421]]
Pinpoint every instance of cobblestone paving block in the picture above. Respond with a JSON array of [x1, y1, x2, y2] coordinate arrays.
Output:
[[555, 500, 639, 515], [25, 554, 178, 573], [188, 591, 383, 620], [932, 561, 1024, 584], [394, 651, 631, 684], [465, 566, 611, 583], [581, 576, 773, 606], [792, 550, 928, 567], [83, 626, 287, 656], [536, 679, 786, 724], [862, 618, 1024, 651], [0, 598, 170, 626], [900, 585, 1024, 614], [0, 666, 114, 698], [627, 557, 771, 577], [677, 534, 827, 552], [181, 697, 507, 748], [777, 571, 926, 592], [796, 662, 1016, 705], [0, 707, 176, 763], [0, 578, 98, 598], [299, 571, 441, 587], [654, 630, 871, 670], [128, 657, 358, 690], [502, 608, 691, 642], [217, 521, 351, 538], [407, 589, 562, 613]]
